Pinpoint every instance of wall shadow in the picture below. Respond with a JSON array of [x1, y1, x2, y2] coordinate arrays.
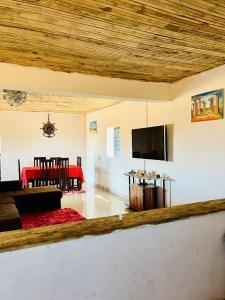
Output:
[[167, 124, 174, 162]]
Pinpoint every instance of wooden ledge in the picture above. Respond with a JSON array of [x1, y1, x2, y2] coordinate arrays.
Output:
[[0, 199, 224, 253]]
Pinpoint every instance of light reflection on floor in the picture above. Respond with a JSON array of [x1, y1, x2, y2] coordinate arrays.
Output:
[[61, 184, 131, 219]]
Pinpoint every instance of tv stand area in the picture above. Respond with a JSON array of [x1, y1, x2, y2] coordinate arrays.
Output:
[[124, 173, 167, 211]]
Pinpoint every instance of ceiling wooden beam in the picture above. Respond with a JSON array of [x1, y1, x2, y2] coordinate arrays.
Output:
[[0, 0, 224, 82], [0, 90, 121, 114]]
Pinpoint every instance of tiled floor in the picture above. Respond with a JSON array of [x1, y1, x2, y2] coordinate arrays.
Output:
[[61, 184, 131, 219]]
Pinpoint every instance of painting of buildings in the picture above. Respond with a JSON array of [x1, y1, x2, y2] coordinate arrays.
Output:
[[191, 89, 224, 122]]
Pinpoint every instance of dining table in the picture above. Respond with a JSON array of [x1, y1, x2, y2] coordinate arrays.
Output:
[[21, 165, 84, 188]]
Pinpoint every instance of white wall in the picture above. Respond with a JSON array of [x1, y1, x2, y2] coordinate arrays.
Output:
[[0, 62, 172, 101], [86, 102, 147, 199], [0, 211, 224, 300], [86, 64, 225, 205], [0, 111, 86, 180]]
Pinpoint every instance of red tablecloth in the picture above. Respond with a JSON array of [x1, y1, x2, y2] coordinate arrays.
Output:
[[21, 165, 84, 187]]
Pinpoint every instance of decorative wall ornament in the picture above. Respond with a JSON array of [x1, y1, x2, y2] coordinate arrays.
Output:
[[3, 89, 27, 106], [41, 114, 57, 138], [191, 89, 224, 122]]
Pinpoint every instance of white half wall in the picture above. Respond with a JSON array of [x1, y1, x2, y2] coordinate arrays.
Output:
[[0, 62, 172, 101], [0, 212, 224, 300], [86, 64, 225, 205], [0, 111, 86, 180]]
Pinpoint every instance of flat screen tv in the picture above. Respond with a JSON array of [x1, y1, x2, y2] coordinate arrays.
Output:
[[132, 125, 167, 161]]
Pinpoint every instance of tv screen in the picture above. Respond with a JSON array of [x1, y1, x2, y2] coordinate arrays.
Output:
[[132, 125, 167, 161]]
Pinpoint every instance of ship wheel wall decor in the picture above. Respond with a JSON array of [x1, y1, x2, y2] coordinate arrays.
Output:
[[41, 114, 57, 138]]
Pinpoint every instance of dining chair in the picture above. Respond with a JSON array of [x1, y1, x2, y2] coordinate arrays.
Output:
[[69, 156, 82, 190], [50, 157, 62, 187], [33, 157, 46, 186], [56, 158, 69, 191], [77, 156, 82, 167], [39, 159, 53, 186], [49, 157, 61, 187], [18, 159, 21, 181], [34, 157, 46, 167], [19, 158, 35, 187], [50, 157, 62, 167]]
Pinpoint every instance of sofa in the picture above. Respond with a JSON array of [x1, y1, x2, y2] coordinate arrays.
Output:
[[0, 180, 62, 232]]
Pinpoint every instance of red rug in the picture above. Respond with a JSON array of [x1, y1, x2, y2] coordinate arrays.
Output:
[[21, 208, 86, 229]]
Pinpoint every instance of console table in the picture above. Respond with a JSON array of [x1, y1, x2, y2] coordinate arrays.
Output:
[[124, 173, 168, 211]]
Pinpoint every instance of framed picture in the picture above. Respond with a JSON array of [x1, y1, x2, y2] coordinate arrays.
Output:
[[191, 89, 224, 122], [89, 120, 97, 134]]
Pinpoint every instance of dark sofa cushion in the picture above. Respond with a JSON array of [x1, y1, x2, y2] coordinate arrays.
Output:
[[0, 202, 22, 231], [0, 187, 62, 232], [14, 187, 62, 213], [0, 181, 22, 193]]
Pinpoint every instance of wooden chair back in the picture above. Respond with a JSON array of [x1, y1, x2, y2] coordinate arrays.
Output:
[[50, 157, 62, 166], [34, 157, 46, 167], [56, 158, 69, 191], [18, 158, 21, 181], [77, 156, 82, 167], [39, 159, 53, 186]]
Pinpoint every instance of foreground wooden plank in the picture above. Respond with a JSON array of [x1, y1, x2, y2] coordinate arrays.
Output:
[[0, 199, 224, 253]]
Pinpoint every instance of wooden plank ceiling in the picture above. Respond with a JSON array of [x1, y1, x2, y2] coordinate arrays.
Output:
[[0, 91, 121, 114], [0, 0, 225, 82]]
